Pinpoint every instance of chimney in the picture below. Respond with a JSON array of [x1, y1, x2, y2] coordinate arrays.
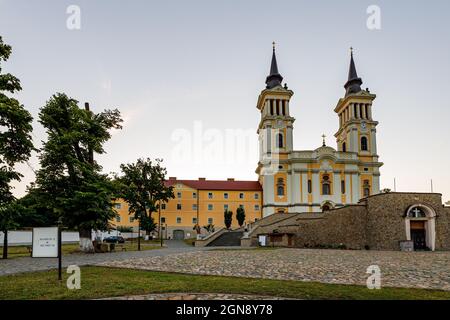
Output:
[[84, 102, 90, 111], [227, 178, 235, 181], [169, 177, 177, 180], [198, 178, 206, 181]]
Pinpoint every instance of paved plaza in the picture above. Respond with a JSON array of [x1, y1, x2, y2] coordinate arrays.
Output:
[[100, 248, 450, 291]]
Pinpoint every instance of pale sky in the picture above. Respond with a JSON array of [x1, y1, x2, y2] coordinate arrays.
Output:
[[1, 0, 450, 202]]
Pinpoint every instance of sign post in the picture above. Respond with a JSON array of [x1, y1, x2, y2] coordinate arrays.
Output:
[[32, 227, 61, 280]]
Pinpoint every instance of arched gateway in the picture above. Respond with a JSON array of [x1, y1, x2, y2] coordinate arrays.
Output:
[[405, 204, 436, 251]]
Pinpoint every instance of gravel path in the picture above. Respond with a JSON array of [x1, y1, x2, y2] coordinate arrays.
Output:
[[100, 248, 450, 291]]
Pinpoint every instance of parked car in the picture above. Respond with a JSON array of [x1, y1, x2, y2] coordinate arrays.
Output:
[[103, 236, 125, 244]]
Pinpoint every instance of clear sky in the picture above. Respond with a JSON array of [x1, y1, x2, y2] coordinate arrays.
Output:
[[1, 0, 450, 202]]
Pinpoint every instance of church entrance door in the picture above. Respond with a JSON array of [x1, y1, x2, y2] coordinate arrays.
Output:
[[410, 221, 426, 250]]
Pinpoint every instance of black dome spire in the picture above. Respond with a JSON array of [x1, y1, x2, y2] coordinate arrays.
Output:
[[265, 42, 283, 89], [344, 48, 363, 96]]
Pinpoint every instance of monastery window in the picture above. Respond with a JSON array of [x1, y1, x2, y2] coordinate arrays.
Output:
[[114, 203, 121, 209], [224, 204, 229, 211], [270, 100, 274, 115], [255, 205, 260, 211], [161, 203, 166, 210], [192, 217, 197, 224], [342, 142, 347, 152], [353, 104, 358, 118], [239, 193, 244, 199], [176, 217, 181, 224], [276, 133, 284, 149], [161, 217, 166, 224], [281, 100, 286, 116], [224, 193, 229, 199], [365, 104, 369, 119], [208, 204, 213, 211], [322, 175, 331, 195], [208, 218, 214, 224], [177, 204, 182, 210], [239, 204, 244, 209], [341, 180, 346, 194], [193, 192, 197, 199], [308, 179, 312, 194], [254, 193, 259, 200], [208, 192, 213, 199], [177, 192, 182, 199], [361, 137, 368, 151], [130, 217, 135, 223], [116, 216, 121, 223], [192, 204, 197, 211], [277, 178, 285, 196]]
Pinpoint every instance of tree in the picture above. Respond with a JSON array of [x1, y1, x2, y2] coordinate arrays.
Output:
[[34, 93, 122, 252], [140, 215, 157, 235], [0, 36, 34, 259], [116, 158, 174, 250], [236, 207, 246, 227], [203, 224, 215, 233], [224, 210, 233, 229]]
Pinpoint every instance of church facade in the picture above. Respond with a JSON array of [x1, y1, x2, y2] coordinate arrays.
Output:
[[257, 46, 383, 216]]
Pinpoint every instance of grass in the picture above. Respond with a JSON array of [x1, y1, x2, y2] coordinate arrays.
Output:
[[1, 240, 163, 259], [0, 266, 449, 300]]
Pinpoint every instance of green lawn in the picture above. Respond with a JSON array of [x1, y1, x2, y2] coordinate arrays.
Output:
[[1, 240, 163, 259], [0, 266, 449, 300]]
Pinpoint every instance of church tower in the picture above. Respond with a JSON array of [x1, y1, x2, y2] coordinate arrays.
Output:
[[256, 43, 295, 217], [334, 49, 383, 197]]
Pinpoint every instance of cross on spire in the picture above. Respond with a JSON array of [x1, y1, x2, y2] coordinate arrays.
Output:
[[322, 134, 326, 146]]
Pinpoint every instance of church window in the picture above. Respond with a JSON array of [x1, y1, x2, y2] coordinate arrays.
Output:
[[363, 180, 371, 197], [407, 207, 426, 218], [281, 100, 286, 116], [277, 133, 284, 149], [276, 100, 280, 115], [361, 137, 368, 151], [270, 100, 274, 115], [322, 204, 331, 212], [307, 179, 312, 194], [359, 104, 364, 119], [365, 104, 369, 119], [342, 142, 347, 152], [277, 178, 285, 196], [341, 180, 346, 194], [353, 104, 358, 118], [322, 175, 331, 195]]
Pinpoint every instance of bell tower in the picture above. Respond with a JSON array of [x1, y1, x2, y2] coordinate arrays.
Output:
[[334, 49, 383, 196], [256, 43, 295, 161]]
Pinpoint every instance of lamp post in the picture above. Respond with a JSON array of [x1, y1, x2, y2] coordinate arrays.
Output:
[[57, 217, 63, 281], [159, 201, 163, 247]]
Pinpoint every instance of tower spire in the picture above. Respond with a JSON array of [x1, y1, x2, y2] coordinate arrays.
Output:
[[344, 47, 363, 96], [265, 42, 283, 89]]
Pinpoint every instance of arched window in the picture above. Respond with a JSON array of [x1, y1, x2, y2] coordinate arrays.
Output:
[[276, 133, 284, 149], [322, 204, 331, 212], [322, 175, 331, 195], [361, 137, 368, 151], [277, 178, 285, 196], [363, 179, 370, 197], [342, 142, 347, 152], [407, 207, 427, 218]]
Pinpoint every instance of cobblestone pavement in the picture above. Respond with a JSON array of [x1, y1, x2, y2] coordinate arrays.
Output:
[[100, 293, 293, 300], [0, 241, 232, 276], [100, 248, 450, 291]]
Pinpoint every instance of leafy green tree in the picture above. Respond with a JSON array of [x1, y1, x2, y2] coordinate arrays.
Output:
[[116, 158, 174, 250], [224, 210, 233, 229], [140, 215, 157, 235], [34, 93, 122, 252], [0, 36, 34, 259], [203, 224, 215, 233], [236, 207, 246, 227]]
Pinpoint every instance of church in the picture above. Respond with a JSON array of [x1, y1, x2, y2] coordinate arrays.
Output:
[[257, 44, 382, 216]]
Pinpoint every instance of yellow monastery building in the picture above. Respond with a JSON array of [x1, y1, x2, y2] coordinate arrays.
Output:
[[112, 46, 384, 239]]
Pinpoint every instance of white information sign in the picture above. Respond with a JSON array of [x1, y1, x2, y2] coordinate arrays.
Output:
[[258, 235, 267, 247], [32, 227, 59, 258]]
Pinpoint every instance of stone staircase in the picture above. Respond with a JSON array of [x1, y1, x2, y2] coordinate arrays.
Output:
[[206, 231, 244, 247]]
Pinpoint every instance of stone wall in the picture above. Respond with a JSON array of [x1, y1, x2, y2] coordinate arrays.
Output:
[[249, 192, 450, 251], [365, 193, 450, 251]]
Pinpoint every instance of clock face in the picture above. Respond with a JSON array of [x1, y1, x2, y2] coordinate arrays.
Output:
[[361, 122, 367, 130]]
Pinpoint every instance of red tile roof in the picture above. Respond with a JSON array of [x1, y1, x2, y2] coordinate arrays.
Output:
[[165, 179, 262, 191]]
